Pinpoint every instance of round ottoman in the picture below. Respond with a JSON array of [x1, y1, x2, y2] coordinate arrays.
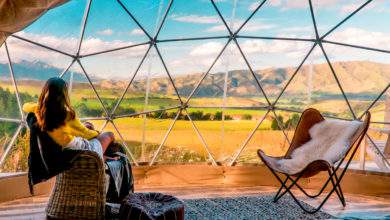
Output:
[[119, 192, 185, 220]]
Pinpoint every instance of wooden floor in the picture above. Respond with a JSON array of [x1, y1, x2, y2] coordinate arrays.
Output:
[[0, 185, 389, 219]]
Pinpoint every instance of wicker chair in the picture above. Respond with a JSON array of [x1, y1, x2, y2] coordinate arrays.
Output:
[[46, 150, 106, 219]]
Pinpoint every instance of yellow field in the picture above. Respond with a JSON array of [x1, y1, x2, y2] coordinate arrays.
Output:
[[93, 117, 293, 164]]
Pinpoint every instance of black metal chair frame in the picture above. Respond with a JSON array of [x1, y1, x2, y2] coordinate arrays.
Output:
[[259, 110, 370, 214]]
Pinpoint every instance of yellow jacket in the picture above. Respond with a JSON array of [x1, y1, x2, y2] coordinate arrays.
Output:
[[23, 102, 99, 147]]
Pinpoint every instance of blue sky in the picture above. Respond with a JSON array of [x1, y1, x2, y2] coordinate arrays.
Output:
[[4, 0, 390, 78]]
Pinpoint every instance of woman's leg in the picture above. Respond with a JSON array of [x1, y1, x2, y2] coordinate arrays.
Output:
[[97, 131, 115, 153]]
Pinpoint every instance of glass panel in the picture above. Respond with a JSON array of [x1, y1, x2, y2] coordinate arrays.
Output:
[[323, 43, 390, 118], [119, 0, 169, 37], [6, 36, 73, 107], [237, 38, 314, 103], [325, 1, 390, 51], [157, 39, 229, 104], [276, 46, 354, 119], [63, 62, 106, 118], [80, 0, 149, 55], [156, 110, 211, 164], [115, 47, 180, 116], [13, 0, 87, 55], [0, 45, 20, 119], [1, 127, 28, 173], [110, 114, 174, 164], [158, 0, 229, 39], [188, 108, 269, 164], [234, 110, 296, 164], [239, 0, 316, 39], [80, 44, 150, 114], [214, 0, 260, 33], [189, 41, 267, 108], [313, 0, 366, 36], [0, 122, 20, 164]]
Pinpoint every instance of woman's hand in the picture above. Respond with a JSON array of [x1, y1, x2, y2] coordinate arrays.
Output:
[[83, 121, 95, 130]]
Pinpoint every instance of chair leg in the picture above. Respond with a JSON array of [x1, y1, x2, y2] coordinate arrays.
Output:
[[266, 166, 344, 214], [286, 175, 324, 199], [329, 168, 346, 207], [273, 176, 288, 202]]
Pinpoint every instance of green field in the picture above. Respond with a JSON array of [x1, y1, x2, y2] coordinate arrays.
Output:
[[0, 80, 388, 171]]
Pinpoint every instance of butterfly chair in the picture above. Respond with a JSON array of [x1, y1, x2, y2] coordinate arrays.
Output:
[[257, 108, 370, 214]]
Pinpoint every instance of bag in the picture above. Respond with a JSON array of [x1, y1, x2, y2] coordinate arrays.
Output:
[[105, 143, 134, 203]]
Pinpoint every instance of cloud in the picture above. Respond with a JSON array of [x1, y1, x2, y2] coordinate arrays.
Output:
[[189, 42, 224, 56], [248, 0, 281, 11], [7, 32, 77, 68], [170, 14, 220, 24], [261, 0, 344, 11], [97, 29, 113, 36], [206, 21, 275, 33], [130, 28, 145, 36], [326, 27, 390, 50], [240, 39, 309, 55], [6, 32, 148, 77]]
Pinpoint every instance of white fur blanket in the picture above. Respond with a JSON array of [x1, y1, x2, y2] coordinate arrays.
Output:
[[277, 119, 362, 174]]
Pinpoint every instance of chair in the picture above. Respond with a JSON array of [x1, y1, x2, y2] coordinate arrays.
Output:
[[46, 150, 106, 219], [257, 108, 370, 214]]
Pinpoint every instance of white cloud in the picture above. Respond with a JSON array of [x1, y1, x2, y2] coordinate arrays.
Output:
[[130, 28, 144, 36], [6, 32, 149, 78], [263, 0, 344, 11], [327, 27, 390, 50], [240, 39, 309, 55], [207, 21, 275, 33], [171, 14, 220, 24], [97, 29, 113, 36], [189, 42, 224, 56], [248, 2, 261, 11]]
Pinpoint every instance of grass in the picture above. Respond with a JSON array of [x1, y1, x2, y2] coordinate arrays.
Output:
[[0, 81, 388, 166], [93, 117, 289, 164]]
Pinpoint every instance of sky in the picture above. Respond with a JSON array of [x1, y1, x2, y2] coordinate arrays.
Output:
[[2, 0, 390, 79]]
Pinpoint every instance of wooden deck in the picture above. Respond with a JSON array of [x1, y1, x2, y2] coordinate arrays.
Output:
[[0, 185, 389, 219]]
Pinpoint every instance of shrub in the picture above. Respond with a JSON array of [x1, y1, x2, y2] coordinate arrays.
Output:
[[242, 114, 252, 120], [214, 111, 223, 120], [214, 111, 232, 120], [284, 113, 300, 130], [189, 111, 204, 120], [75, 103, 104, 117], [115, 106, 136, 115], [271, 114, 284, 130], [202, 113, 212, 120]]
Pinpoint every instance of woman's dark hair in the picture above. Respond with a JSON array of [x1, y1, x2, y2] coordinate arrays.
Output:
[[37, 77, 75, 131]]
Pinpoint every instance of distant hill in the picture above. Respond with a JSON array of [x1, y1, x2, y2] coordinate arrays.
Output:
[[0, 60, 87, 82], [99, 60, 390, 98], [1, 60, 389, 98]]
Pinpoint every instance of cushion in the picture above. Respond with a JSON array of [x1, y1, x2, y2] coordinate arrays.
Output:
[[119, 192, 185, 220], [261, 119, 362, 175]]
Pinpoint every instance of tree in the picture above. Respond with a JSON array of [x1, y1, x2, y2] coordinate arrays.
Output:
[[271, 114, 284, 130], [285, 113, 300, 130]]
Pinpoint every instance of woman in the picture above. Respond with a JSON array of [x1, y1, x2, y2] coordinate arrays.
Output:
[[23, 77, 114, 158]]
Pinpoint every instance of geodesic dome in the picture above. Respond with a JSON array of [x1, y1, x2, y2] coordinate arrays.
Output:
[[0, 0, 389, 172]]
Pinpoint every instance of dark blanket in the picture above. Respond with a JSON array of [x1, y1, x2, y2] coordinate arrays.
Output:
[[26, 112, 80, 194], [105, 151, 134, 203]]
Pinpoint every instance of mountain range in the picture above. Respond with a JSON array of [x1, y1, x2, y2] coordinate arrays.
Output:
[[99, 60, 390, 97], [1, 60, 389, 97], [0, 60, 87, 82]]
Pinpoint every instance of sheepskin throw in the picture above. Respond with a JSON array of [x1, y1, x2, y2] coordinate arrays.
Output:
[[277, 119, 362, 174]]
